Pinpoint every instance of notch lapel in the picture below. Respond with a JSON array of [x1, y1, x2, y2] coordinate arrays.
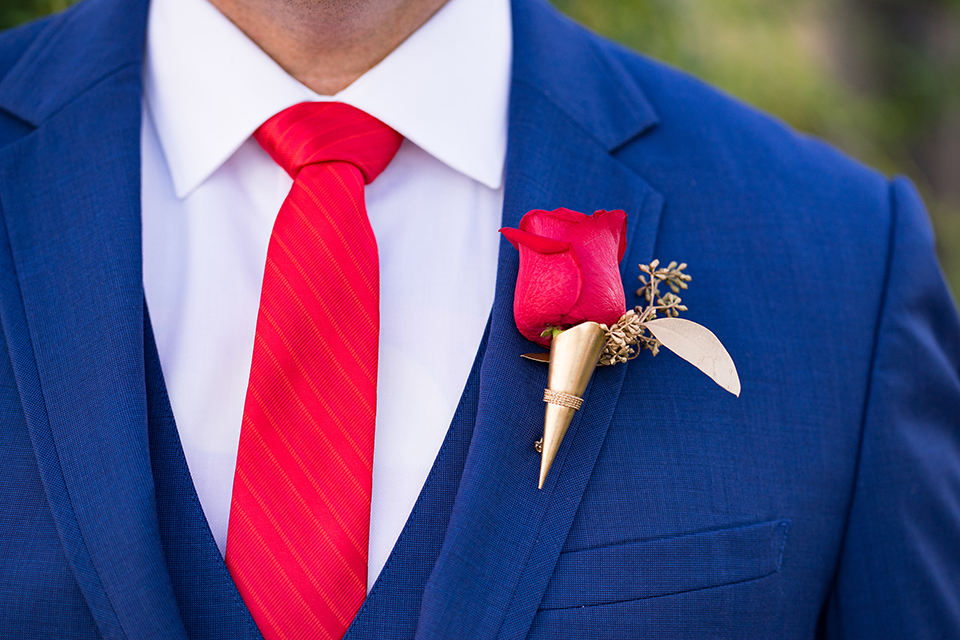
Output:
[[0, 0, 187, 637], [415, 1, 664, 639]]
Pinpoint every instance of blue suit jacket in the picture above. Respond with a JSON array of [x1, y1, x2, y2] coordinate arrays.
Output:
[[0, 0, 958, 637]]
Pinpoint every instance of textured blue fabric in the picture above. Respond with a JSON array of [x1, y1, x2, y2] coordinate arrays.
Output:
[[0, 0, 956, 637], [0, 0, 187, 637], [145, 309, 263, 640], [0, 17, 103, 640], [345, 321, 489, 639], [539, 520, 791, 609], [0, 280, 100, 638]]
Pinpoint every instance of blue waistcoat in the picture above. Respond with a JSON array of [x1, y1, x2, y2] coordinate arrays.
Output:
[[145, 308, 487, 640]]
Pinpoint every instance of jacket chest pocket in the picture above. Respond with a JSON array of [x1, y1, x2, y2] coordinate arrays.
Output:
[[539, 519, 790, 610]]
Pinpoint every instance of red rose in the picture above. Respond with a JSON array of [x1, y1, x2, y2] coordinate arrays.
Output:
[[501, 208, 627, 346]]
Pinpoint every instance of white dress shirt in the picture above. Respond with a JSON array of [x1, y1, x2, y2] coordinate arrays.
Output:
[[141, 0, 511, 588]]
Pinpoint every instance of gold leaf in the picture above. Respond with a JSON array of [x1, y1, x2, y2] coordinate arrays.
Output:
[[643, 318, 741, 397]]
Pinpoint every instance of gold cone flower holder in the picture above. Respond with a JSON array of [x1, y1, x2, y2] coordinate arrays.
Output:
[[515, 258, 740, 489], [537, 321, 607, 489]]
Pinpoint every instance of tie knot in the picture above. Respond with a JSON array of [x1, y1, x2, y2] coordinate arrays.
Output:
[[254, 102, 403, 184]]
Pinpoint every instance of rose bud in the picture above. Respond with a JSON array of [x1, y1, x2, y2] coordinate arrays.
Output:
[[501, 208, 627, 346]]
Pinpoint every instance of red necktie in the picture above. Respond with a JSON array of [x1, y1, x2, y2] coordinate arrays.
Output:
[[225, 102, 402, 640]]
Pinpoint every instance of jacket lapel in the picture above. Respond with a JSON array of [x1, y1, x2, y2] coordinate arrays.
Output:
[[415, 1, 664, 638], [0, 0, 187, 638]]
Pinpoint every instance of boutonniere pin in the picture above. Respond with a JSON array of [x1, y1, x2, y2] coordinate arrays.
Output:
[[501, 208, 740, 488]]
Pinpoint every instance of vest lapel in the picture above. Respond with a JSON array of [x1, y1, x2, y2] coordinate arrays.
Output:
[[144, 305, 264, 640], [0, 0, 186, 637], [344, 322, 490, 639], [144, 301, 490, 640], [415, 1, 664, 638]]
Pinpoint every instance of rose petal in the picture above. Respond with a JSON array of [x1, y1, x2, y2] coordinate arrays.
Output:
[[519, 208, 588, 239], [595, 209, 628, 261], [500, 227, 571, 255], [559, 210, 626, 326], [512, 242, 583, 345], [502, 207, 628, 346]]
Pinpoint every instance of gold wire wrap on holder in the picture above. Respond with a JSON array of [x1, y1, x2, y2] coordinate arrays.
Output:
[[537, 321, 606, 489], [543, 388, 584, 411]]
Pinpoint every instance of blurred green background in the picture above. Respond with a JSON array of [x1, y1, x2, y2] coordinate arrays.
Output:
[[551, 0, 960, 300], [1, 0, 958, 298]]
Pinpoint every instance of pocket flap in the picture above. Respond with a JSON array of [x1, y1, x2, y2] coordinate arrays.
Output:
[[540, 519, 790, 610]]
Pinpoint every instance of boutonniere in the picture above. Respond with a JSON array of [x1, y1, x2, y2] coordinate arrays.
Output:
[[501, 208, 740, 488]]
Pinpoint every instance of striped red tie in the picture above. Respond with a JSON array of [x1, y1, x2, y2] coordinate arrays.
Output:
[[225, 102, 402, 640]]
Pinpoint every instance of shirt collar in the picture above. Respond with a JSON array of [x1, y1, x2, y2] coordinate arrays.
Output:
[[144, 0, 512, 198]]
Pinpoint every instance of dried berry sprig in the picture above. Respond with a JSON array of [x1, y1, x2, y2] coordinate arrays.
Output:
[[598, 261, 691, 365], [636, 260, 690, 317]]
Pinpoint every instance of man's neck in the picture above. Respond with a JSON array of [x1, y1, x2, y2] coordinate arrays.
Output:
[[206, 0, 450, 95]]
